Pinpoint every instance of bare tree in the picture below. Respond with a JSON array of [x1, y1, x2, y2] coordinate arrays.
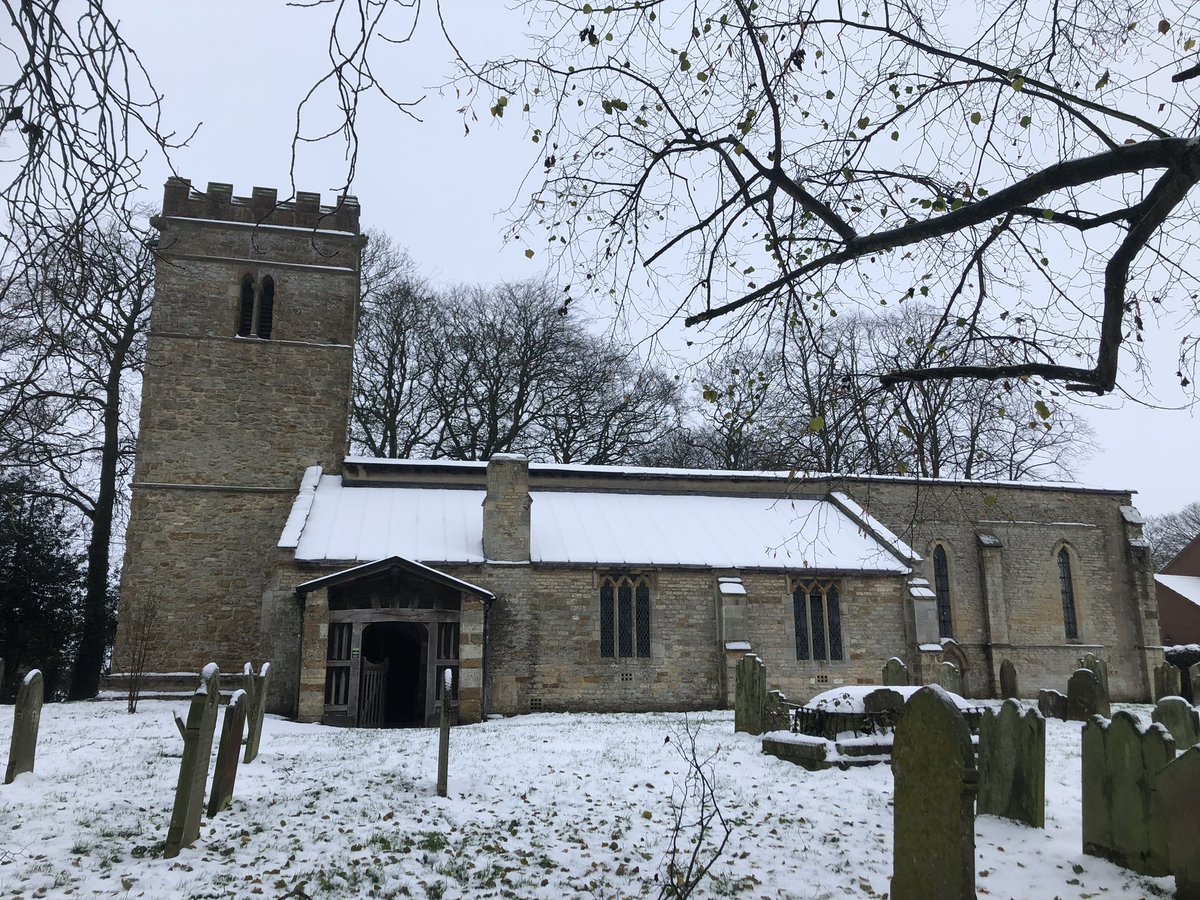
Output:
[[424, 0, 1200, 397], [1146, 502, 1200, 569], [115, 588, 160, 713], [0, 214, 154, 698]]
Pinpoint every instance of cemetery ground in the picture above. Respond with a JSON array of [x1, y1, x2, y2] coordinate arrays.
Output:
[[0, 702, 1176, 899]]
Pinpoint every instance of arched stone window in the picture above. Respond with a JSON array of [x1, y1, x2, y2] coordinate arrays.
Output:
[[1057, 547, 1080, 640], [599, 573, 651, 658], [933, 544, 953, 639], [235, 274, 277, 339], [237, 274, 255, 337]]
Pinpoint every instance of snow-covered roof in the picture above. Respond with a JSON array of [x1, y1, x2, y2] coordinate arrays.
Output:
[[286, 474, 911, 573], [1157, 574, 1200, 608]]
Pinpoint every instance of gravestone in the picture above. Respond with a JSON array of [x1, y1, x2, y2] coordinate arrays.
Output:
[[1078, 653, 1109, 697], [207, 689, 247, 817], [999, 659, 1019, 700], [241, 662, 272, 763], [1082, 711, 1174, 876], [864, 688, 906, 717], [1067, 668, 1109, 721], [1155, 664, 1183, 702], [3, 670, 44, 784], [1152, 696, 1200, 750], [937, 661, 963, 697], [891, 686, 978, 900], [1038, 689, 1067, 720], [734, 654, 768, 735], [978, 699, 1045, 827], [165, 664, 221, 859], [882, 657, 909, 687], [1190, 663, 1200, 706], [1157, 746, 1200, 899]]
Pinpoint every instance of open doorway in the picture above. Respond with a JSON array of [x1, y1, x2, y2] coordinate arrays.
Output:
[[360, 622, 427, 726]]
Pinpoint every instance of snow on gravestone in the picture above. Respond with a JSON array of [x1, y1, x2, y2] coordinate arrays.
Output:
[[4, 670, 44, 784], [999, 659, 1019, 700], [734, 654, 768, 735], [882, 657, 909, 687], [165, 664, 221, 859], [207, 689, 247, 818], [1155, 664, 1183, 703], [890, 685, 977, 900], [1078, 653, 1110, 698], [1081, 711, 1174, 877], [936, 661, 963, 697], [241, 662, 272, 764], [1157, 745, 1200, 900], [1067, 668, 1108, 721], [1152, 696, 1200, 750], [1038, 689, 1068, 721], [978, 699, 1045, 828]]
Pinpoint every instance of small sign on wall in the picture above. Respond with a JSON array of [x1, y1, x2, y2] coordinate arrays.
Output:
[[351, 648, 360, 658]]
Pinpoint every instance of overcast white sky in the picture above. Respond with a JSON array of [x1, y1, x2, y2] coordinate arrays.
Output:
[[112, 1, 1194, 516]]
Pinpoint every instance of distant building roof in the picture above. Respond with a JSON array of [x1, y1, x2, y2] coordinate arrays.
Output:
[[1157, 574, 1200, 608], [281, 471, 912, 573]]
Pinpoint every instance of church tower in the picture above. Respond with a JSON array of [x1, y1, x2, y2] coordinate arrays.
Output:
[[115, 178, 362, 711]]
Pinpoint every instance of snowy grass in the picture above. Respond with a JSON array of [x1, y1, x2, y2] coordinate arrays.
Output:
[[0, 700, 1177, 898]]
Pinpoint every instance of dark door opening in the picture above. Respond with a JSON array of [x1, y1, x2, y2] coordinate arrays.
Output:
[[361, 622, 427, 726]]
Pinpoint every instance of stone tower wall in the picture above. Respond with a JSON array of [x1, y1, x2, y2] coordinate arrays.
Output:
[[115, 179, 362, 707]]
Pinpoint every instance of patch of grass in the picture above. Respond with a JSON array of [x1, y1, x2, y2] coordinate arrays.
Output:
[[417, 830, 448, 853]]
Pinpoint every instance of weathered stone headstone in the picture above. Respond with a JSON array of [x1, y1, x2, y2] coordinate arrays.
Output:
[[436, 668, 451, 798], [1155, 663, 1183, 702], [1078, 653, 1109, 697], [165, 664, 221, 859], [1190, 662, 1200, 706], [999, 659, 1019, 700], [1038, 689, 1067, 720], [882, 657, 909, 687], [1082, 711, 1174, 876], [1067, 668, 1109, 721], [1157, 745, 1200, 899], [3, 670, 44, 784], [937, 661, 963, 697], [864, 688, 906, 717], [207, 689, 247, 817], [1153, 696, 1200, 750], [734, 654, 768, 735], [978, 699, 1045, 827], [891, 685, 977, 900], [241, 661, 272, 763]]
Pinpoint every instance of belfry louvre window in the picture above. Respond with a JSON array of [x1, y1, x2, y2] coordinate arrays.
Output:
[[235, 274, 276, 339], [599, 573, 651, 658], [933, 545, 953, 639], [1057, 548, 1080, 640], [793, 580, 843, 661]]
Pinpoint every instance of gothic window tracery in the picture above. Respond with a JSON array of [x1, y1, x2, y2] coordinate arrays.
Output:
[[792, 579, 843, 661], [599, 573, 651, 658]]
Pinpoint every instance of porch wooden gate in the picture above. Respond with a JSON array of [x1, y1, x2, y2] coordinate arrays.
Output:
[[358, 658, 389, 728]]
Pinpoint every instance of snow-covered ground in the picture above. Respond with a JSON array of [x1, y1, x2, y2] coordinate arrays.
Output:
[[0, 700, 1175, 898]]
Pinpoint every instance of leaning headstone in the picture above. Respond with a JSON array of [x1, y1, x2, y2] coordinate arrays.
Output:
[[241, 662, 272, 763], [3, 670, 44, 784], [207, 689, 247, 817], [1082, 711, 1174, 876], [1155, 664, 1183, 703], [1157, 746, 1200, 899], [978, 699, 1045, 827], [1067, 668, 1109, 721], [937, 661, 963, 697], [999, 659, 1019, 700], [734, 654, 768, 735], [1038, 689, 1068, 721], [890, 685, 977, 900], [165, 664, 221, 859], [882, 657, 909, 686], [1078, 653, 1109, 698], [1152, 696, 1200, 750]]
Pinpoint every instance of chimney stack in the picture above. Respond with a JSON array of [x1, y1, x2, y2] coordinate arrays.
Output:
[[483, 455, 531, 562]]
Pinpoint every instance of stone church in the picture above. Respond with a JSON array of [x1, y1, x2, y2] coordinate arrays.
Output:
[[114, 178, 1163, 725]]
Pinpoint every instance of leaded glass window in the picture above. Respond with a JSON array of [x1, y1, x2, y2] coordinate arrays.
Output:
[[1058, 548, 1079, 640], [599, 573, 651, 658], [933, 545, 953, 639], [792, 580, 844, 661]]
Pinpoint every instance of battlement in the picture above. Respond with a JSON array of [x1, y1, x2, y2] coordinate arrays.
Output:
[[160, 177, 360, 233]]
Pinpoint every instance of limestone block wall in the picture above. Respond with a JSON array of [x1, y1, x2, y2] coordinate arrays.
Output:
[[831, 478, 1156, 700]]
